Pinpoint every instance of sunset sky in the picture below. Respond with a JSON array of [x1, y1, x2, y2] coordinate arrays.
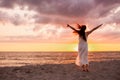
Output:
[[0, 0, 120, 51]]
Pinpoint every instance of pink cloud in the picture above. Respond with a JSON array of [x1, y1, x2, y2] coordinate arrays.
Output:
[[0, 0, 120, 43]]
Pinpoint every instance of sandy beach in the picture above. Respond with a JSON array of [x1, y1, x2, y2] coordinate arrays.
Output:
[[0, 52, 120, 80]]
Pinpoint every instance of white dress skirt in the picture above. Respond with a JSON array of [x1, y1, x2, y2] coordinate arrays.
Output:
[[75, 34, 88, 66]]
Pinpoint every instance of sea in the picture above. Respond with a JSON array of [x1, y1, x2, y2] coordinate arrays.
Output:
[[0, 51, 120, 67]]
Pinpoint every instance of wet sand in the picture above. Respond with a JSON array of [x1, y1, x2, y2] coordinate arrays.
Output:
[[0, 60, 120, 80], [0, 54, 120, 80]]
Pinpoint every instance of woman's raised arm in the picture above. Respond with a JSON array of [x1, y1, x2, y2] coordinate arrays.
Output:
[[87, 24, 103, 35], [67, 24, 78, 32]]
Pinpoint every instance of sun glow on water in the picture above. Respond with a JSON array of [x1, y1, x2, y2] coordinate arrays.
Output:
[[74, 45, 78, 51]]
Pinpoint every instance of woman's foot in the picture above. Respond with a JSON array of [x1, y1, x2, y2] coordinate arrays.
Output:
[[85, 64, 89, 72], [82, 65, 85, 71]]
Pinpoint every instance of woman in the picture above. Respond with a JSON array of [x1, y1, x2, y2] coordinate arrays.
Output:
[[67, 24, 103, 72]]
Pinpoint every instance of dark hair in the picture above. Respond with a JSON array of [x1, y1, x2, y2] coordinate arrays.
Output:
[[79, 25, 87, 41]]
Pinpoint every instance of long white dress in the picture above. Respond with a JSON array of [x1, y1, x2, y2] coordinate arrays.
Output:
[[75, 32, 88, 66]]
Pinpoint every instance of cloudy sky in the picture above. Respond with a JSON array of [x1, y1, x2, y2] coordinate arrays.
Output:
[[0, 0, 120, 51]]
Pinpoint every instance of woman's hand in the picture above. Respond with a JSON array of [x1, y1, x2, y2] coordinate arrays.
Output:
[[98, 24, 103, 27], [67, 24, 70, 27]]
